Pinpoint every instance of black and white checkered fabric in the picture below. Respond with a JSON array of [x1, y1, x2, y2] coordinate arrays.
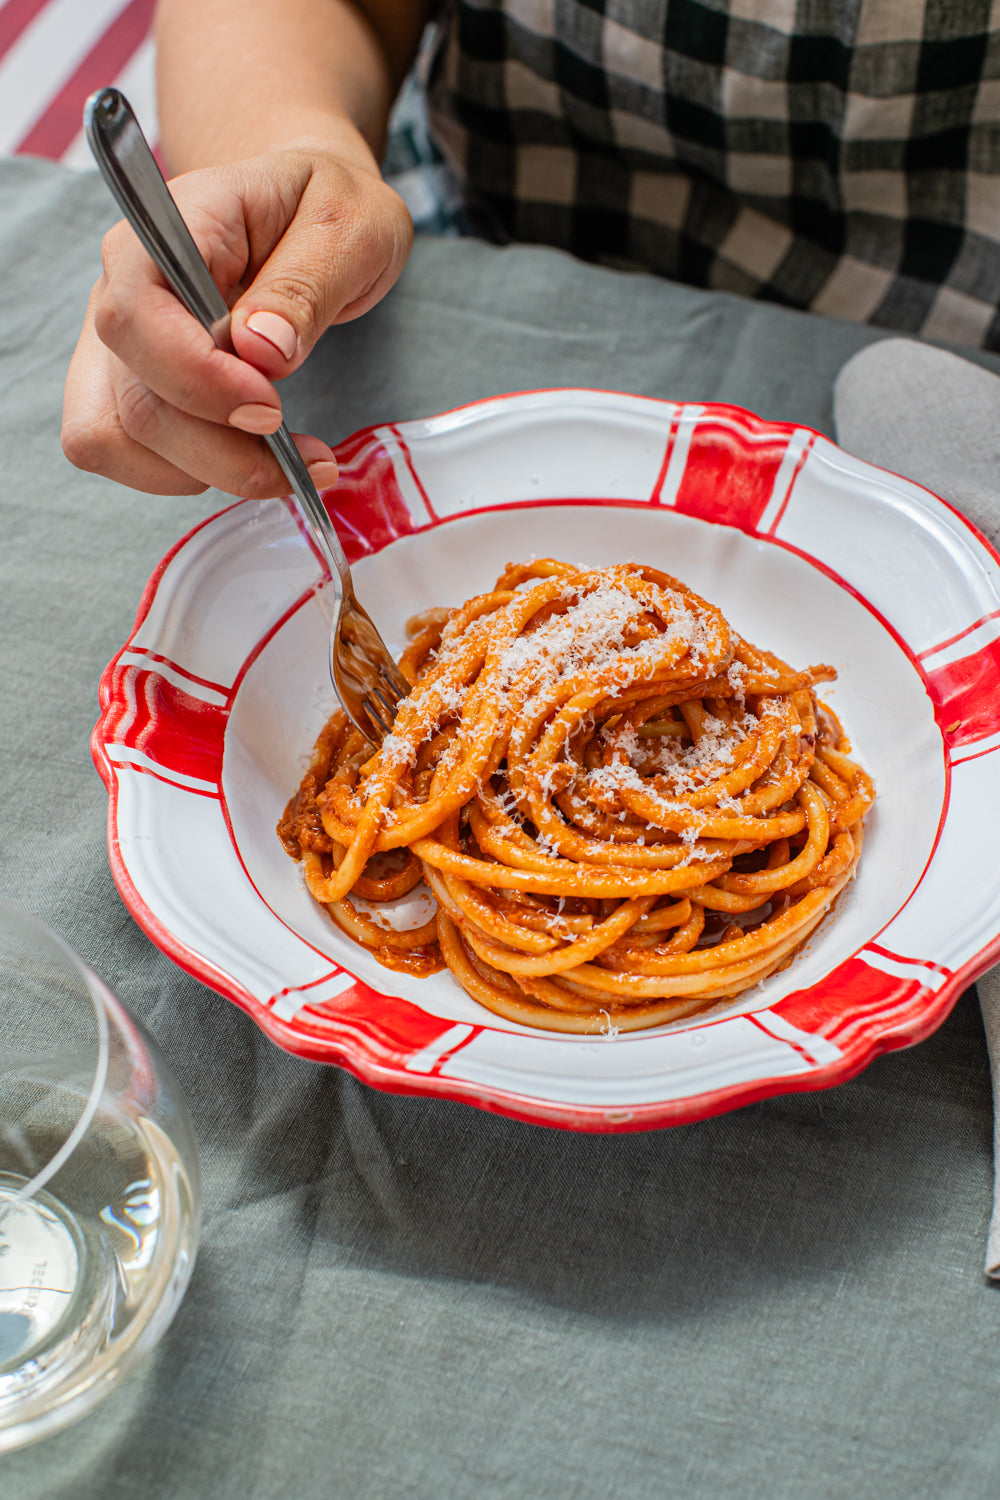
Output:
[[418, 0, 1000, 348]]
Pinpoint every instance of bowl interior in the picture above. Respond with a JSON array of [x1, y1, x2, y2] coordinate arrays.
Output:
[[222, 501, 944, 1036]]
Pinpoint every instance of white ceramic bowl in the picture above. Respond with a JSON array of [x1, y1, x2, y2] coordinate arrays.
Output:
[[93, 391, 1000, 1129]]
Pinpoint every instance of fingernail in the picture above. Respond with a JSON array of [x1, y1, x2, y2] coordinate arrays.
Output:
[[307, 460, 339, 489], [228, 402, 283, 434], [246, 310, 297, 360]]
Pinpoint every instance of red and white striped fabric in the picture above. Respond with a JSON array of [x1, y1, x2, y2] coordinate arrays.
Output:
[[1, 0, 157, 166], [92, 390, 1000, 1131]]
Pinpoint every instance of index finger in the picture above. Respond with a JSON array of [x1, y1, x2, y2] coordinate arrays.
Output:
[[95, 218, 283, 430]]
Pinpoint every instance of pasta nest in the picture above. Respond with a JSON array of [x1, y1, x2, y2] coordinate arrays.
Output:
[[280, 559, 874, 1033]]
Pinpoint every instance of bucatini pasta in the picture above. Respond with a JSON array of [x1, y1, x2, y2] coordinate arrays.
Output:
[[278, 559, 874, 1033]]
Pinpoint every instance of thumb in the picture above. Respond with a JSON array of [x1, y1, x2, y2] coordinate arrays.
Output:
[[229, 174, 412, 379]]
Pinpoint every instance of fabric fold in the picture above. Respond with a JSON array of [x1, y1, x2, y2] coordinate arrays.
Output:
[[833, 336, 1000, 1278]]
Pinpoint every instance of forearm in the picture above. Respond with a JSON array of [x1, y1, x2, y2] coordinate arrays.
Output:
[[154, 0, 430, 174]]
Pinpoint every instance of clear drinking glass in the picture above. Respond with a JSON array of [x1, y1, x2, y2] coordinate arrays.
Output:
[[0, 905, 201, 1450]]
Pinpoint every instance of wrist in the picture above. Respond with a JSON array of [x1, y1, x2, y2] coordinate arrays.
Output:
[[160, 108, 384, 179]]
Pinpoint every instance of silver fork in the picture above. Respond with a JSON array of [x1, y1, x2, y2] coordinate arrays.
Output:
[[84, 87, 408, 744]]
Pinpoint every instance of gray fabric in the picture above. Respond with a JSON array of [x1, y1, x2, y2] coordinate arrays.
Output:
[[834, 339, 1000, 573], [833, 337, 1000, 1281], [4, 155, 1000, 1497]]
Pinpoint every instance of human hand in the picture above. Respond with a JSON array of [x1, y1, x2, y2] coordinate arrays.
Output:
[[63, 148, 413, 496]]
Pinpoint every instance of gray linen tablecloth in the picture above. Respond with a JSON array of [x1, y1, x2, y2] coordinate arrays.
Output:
[[3, 155, 1000, 1498]]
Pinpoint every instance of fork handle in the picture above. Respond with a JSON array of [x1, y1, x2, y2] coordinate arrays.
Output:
[[84, 87, 351, 595]]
